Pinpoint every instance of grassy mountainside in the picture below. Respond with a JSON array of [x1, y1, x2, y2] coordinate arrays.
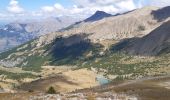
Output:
[[0, 34, 103, 71], [0, 33, 169, 80]]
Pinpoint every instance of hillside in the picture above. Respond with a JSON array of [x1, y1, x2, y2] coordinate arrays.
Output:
[[61, 6, 162, 41], [117, 20, 170, 56], [0, 6, 170, 79], [1, 0, 170, 99], [30, 6, 167, 48], [0, 6, 170, 100]]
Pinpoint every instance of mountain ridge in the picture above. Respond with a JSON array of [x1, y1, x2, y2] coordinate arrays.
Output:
[[1, 6, 170, 69], [84, 10, 112, 22], [0, 16, 80, 52]]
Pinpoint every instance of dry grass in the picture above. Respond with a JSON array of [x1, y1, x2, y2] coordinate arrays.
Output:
[[40, 65, 74, 77], [113, 77, 170, 100], [55, 68, 99, 92], [19, 68, 99, 93]]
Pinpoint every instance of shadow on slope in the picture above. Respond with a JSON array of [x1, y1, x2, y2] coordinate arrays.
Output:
[[152, 6, 170, 21], [48, 33, 104, 65], [111, 20, 170, 56]]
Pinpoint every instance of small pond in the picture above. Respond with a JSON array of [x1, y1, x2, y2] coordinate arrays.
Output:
[[96, 75, 110, 85]]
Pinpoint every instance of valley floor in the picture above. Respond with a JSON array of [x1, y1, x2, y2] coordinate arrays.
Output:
[[0, 66, 169, 100], [18, 68, 99, 93], [0, 75, 170, 100]]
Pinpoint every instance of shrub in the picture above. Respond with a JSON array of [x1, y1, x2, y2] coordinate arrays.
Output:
[[138, 25, 145, 31], [28, 89, 34, 93], [46, 86, 56, 94]]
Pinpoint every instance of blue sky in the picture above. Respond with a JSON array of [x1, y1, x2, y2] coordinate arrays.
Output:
[[0, 0, 170, 22], [0, 0, 73, 12]]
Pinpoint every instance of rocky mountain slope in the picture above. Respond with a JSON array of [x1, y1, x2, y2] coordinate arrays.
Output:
[[109, 6, 170, 56], [60, 6, 163, 41], [114, 20, 170, 56], [37, 6, 166, 48], [0, 6, 170, 76], [0, 16, 80, 52]]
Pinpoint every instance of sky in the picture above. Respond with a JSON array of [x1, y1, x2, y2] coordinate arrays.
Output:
[[0, 0, 170, 23]]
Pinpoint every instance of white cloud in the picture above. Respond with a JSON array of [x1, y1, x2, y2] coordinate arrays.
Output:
[[41, 3, 67, 16], [71, 0, 137, 14], [0, 13, 6, 18], [40, 0, 137, 17], [148, 0, 170, 7], [41, 6, 55, 13], [2, 0, 170, 22], [95, 0, 120, 5], [116, 0, 137, 11], [54, 3, 65, 10], [135, 0, 170, 8], [7, 0, 24, 14]]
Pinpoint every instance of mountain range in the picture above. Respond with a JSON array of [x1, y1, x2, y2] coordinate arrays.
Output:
[[0, 16, 81, 52], [0, 6, 170, 98], [59, 6, 164, 41], [0, 6, 170, 75]]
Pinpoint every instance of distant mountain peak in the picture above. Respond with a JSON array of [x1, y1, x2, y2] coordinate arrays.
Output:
[[84, 10, 112, 22], [95, 10, 109, 14]]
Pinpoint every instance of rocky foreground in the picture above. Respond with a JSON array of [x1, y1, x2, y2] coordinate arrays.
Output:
[[30, 92, 137, 100], [0, 92, 137, 100]]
